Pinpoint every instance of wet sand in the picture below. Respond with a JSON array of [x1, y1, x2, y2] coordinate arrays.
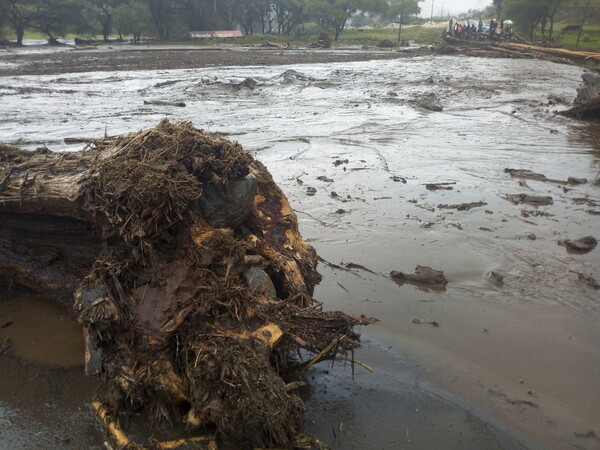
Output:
[[1, 45, 599, 448]]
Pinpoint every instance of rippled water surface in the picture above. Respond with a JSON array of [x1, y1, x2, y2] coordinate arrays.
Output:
[[0, 51, 599, 448]]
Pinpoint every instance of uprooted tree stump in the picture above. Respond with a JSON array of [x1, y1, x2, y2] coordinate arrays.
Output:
[[563, 72, 600, 120], [0, 119, 373, 447]]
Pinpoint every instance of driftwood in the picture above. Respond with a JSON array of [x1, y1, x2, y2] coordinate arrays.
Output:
[[0, 120, 373, 448], [439, 36, 600, 66]]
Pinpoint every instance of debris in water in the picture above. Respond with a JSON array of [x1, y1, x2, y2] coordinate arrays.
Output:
[[559, 236, 598, 254], [438, 201, 487, 211], [426, 182, 455, 191], [317, 176, 334, 182], [390, 265, 448, 289], [504, 194, 554, 206], [143, 100, 186, 107], [568, 177, 587, 185], [504, 168, 548, 182], [412, 318, 440, 327]]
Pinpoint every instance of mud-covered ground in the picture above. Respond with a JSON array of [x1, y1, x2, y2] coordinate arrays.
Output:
[[0, 43, 430, 77], [1, 44, 599, 449]]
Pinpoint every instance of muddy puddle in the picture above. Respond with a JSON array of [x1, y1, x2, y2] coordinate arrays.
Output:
[[0, 50, 599, 448], [0, 295, 104, 448]]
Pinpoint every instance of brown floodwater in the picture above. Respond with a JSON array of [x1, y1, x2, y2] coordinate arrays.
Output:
[[0, 295, 104, 448], [0, 46, 599, 449], [0, 296, 84, 366]]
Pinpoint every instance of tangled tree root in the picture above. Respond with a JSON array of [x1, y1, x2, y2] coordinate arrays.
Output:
[[0, 120, 374, 447]]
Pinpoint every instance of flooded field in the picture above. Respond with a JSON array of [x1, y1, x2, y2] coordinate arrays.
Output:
[[0, 47, 599, 449]]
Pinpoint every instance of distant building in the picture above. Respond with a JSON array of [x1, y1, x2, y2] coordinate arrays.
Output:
[[189, 30, 244, 39]]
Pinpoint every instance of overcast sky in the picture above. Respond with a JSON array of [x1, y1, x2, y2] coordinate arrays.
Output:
[[419, 0, 493, 18]]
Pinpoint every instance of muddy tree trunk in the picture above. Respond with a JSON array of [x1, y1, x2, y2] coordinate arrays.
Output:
[[0, 120, 370, 448]]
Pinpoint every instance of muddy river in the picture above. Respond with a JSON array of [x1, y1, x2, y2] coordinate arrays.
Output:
[[0, 47, 599, 449]]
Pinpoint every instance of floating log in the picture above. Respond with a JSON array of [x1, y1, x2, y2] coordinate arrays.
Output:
[[0, 120, 373, 448]]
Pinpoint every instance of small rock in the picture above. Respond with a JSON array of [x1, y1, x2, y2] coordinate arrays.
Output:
[[199, 173, 257, 228], [484, 271, 504, 287], [306, 186, 317, 196], [243, 266, 277, 300], [417, 93, 443, 112]]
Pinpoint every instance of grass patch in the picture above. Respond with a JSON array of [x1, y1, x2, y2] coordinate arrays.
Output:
[[161, 25, 443, 48], [554, 25, 600, 52]]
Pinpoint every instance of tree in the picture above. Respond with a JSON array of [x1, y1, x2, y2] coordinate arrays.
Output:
[[256, 0, 275, 34], [543, 0, 566, 37], [504, 0, 569, 40], [306, 0, 388, 40], [113, 1, 151, 41], [141, 0, 185, 40], [273, 0, 306, 35], [492, 0, 503, 18], [87, 0, 128, 41], [504, 0, 546, 40], [1, 0, 41, 45], [29, 0, 86, 44], [216, 0, 239, 29], [235, 0, 267, 35]]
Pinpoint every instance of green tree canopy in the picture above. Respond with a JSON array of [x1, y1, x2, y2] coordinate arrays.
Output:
[[113, 1, 151, 41], [306, 0, 388, 40]]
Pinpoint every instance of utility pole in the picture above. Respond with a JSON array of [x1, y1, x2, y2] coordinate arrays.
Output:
[[397, 0, 405, 43], [576, 0, 591, 49], [430, 0, 435, 23], [441, 3, 444, 18]]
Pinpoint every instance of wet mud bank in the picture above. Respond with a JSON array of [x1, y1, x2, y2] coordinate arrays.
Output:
[[0, 47, 599, 448], [0, 45, 429, 77]]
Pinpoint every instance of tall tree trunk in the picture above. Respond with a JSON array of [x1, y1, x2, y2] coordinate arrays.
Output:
[[16, 25, 24, 45]]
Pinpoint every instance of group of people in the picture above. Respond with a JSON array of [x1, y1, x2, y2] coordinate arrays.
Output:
[[447, 18, 513, 42]]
